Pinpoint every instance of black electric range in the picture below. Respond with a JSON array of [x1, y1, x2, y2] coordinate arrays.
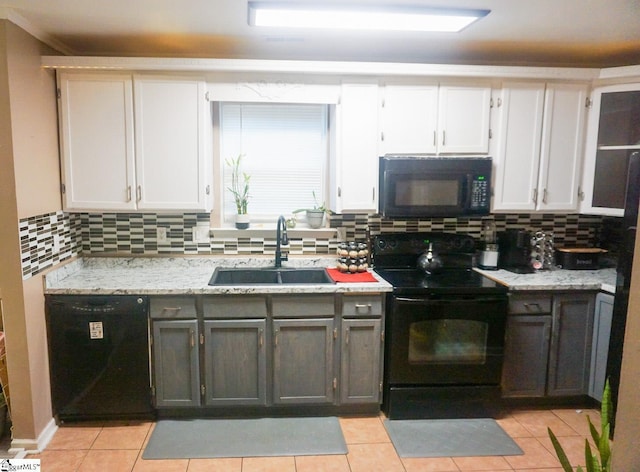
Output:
[[372, 232, 507, 295], [372, 232, 508, 419]]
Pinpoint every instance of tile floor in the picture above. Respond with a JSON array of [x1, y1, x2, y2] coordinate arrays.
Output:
[[28, 408, 602, 472]]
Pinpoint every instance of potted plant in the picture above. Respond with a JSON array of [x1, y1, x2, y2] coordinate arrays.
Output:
[[547, 379, 613, 472], [226, 154, 251, 229], [294, 191, 330, 229]]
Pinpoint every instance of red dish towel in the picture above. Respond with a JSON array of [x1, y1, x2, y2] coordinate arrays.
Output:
[[327, 268, 378, 283]]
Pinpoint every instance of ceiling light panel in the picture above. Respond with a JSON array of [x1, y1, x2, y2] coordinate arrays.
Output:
[[248, 3, 490, 33]]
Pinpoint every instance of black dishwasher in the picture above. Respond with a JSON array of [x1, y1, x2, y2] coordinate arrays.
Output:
[[46, 295, 154, 422]]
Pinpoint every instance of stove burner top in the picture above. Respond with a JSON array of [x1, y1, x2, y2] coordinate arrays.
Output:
[[371, 232, 507, 295], [373, 268, 507, 295]]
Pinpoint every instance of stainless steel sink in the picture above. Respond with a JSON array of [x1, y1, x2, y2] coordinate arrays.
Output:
[[208, 267, 334, 286]]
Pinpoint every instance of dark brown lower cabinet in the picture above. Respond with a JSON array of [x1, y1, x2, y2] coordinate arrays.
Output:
[[203, 319, 267, 406], [150, 293, 385, 410], [152, 319, 201, 407], [502, 292, 595, 398], [272, 318, 335, 404]]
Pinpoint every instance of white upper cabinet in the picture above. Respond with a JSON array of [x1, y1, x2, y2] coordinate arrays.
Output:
[[58, 72, 211, 212], [58, 72, 137, 211], [493, 82, 588, 212], [492, 82, 545, 212], [537, 83, 588, 212], [438, 85, 492, 153], [331, 83, 379, 213], [379, 85, 438, 154], [379, 84, 492, 155], [580, 84, 640, 216], [133, 76, 210, 211]]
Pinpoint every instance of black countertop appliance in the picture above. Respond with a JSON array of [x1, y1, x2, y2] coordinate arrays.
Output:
[[498, 229, 534, 273]]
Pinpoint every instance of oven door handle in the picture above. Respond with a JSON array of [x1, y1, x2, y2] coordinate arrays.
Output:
[[394, 296, 505, 305]]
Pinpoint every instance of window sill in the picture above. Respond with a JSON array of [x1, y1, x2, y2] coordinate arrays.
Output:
[[210, 226, 339, 240]]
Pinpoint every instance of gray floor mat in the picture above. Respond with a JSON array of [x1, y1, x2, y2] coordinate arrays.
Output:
[[384, 418, 524, 458], [142, 417, 347, 459]]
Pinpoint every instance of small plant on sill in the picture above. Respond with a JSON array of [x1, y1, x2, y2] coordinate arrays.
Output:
[[226, 154, 250, 215], [226, 154, 251, 229], [547, 379, 613, 472], [293, 191, 330, 229]]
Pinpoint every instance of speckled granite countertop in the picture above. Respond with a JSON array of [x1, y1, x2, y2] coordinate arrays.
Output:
[[474, 267, 616, 294], [44, 256, 393, 295]]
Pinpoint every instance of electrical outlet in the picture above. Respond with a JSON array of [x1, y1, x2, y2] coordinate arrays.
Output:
[[193, 226, 210, 243], [157, 227, 168, 243]]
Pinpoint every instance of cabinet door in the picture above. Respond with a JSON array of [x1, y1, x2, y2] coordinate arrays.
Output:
[[340, 318, 382, 404], [272, 318, 335, 404], [332, 83, 379, 213], [537, 83, 588, 212], [548, 293, 595, 396], [134, 76, 211, 211], [492, 82, 545, 212], [203, 319, 267, 406], [589, 293, 614, 401], [379, 85, 438, 154], [580, 84, 640, 216], [501, 315, 551, 397], [438, 85, 492, 154], [58, 72, 136, 211], [152, 320, 200, 407]]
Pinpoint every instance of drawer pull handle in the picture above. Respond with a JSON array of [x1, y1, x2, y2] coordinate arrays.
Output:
[[523, 302, 542, 310], [162, 307, 182, 315], [355, 303, 372, 313]]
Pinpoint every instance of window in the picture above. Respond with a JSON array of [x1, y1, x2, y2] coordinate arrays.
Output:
[[219, 102, 329, 224]]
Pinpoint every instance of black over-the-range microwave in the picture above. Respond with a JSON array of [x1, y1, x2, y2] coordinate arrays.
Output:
[[378, 155, 492, 218]]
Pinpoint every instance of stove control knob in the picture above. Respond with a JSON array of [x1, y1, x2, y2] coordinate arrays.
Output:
[[376, 239, 387, 250]]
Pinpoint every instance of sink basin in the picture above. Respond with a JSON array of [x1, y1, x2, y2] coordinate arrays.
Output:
[[208, 267, 334, 286]]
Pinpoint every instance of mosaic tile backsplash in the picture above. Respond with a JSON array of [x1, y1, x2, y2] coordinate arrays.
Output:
[[20, 210, 615, 280]]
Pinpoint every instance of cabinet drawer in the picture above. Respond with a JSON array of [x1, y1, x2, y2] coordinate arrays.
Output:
[[150, 296, 197, 319], [509, 296, 552, 314], [203, 295, 267, 319], [272, 295, 336, 318], [342, 294, 383, 318]]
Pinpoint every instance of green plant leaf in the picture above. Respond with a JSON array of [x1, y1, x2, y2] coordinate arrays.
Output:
[[588, 416, 601, 449], [599, 423, 611, 469], [601, 378, 612, 430], [548, 427, 576, 472], [585, 440, 601, 472]]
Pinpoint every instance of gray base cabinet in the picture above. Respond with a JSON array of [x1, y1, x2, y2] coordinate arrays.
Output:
[[273, 319, 335, 404], [502, 292, 595, 398], [589, 292, 614, 401], [150, 292, 385, 411], [340, 318, 382, 403], [203, 319, 267, 406], [548, 294, 595, 396], [152, 320, 200, 407], [502, 315, 551, 397]]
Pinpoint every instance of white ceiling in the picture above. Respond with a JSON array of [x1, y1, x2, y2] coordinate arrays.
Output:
[[2, 0, 640, 67]]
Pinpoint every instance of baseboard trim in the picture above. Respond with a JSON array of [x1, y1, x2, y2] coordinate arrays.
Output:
[[12, 418, 58, 454]]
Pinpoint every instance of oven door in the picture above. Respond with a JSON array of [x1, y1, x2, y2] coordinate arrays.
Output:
[[387, 294, 507, 386]]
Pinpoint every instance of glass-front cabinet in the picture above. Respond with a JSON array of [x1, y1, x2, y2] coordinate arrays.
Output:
[[581, 84, 640, 216]]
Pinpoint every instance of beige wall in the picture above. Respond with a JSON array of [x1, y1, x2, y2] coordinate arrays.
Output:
[[0, 20, 61, 446], [7, 23, 61, 218], [611, 204, 640, 470]]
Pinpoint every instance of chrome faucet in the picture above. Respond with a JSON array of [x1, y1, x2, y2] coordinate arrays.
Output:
[[275, 215, 289, 268]]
